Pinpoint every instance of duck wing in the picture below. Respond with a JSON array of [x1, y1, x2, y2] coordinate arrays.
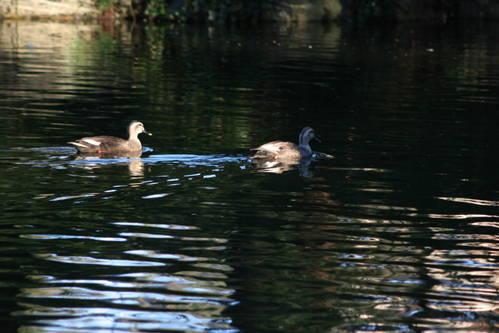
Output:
[[68, 136, 125, 152]]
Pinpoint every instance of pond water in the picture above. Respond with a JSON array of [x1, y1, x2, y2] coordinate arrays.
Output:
[[1, 19, 499, 333]]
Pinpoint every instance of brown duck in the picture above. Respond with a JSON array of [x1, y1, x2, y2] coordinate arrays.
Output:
[[250, 127, 320, 160], [68, 121, 152, 154]]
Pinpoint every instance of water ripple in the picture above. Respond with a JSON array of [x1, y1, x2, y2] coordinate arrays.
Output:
[[34, 253, 166, 267], [12, 304, 237, 332]]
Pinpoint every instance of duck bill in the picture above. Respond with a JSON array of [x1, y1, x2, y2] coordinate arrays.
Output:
[[144, 131, 152, 136], [314, 137, 321, 143]]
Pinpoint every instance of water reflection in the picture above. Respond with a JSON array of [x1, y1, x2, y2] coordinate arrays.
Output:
[[16, 217, 238, 332], [14, 304, 237, 332], [4, 18, 499, 333], [248, 151, 334, 177], [249, 156, 316, 177], [73, 151, 146, 177]]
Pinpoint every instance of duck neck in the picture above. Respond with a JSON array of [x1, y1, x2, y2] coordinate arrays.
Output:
[[128, 129, 139, 141], [298, 132, 310, 148], [299, 144, 312, 156]]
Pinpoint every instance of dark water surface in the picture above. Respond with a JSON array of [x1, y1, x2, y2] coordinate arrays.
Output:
[[1, 20, 499, 332]]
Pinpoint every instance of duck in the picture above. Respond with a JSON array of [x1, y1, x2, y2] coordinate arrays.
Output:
[[68, 120, 152, 154], [250, 127, 320, 160]]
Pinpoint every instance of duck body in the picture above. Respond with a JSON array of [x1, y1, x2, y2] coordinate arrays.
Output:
[[68, 121, 151, 154], [250, 127, 319, 160]]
